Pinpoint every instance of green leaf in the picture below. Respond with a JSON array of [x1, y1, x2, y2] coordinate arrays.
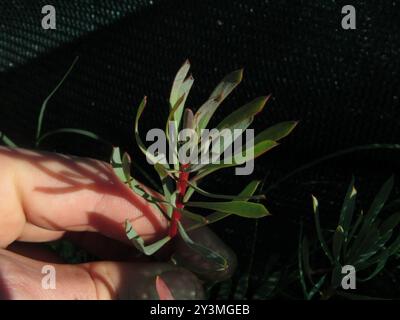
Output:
[[36, 128, 106, 146], [194, 69, 243, 130], [216, 95, 270, 131], [350, 176, 394, 259], [312, 195, 334, 263], [187, 180, 263, 230], [110, 147, 126, 182], [344, 210, 363, 257], [358, 234, 400, 281], [36, 56, 79, 144], [170, 59, 191, 109], [302, 236, 313, 282], [122, 152, 132, 188], [175, 76, 194, 129], [192, 140, 278, 181], [332, 225, 344, 264], [298, 223, 310, 299], [125, 220, 171, 255], [359, 176, 394, 236], [177, 223, 228, 272], [339, 176, 357, 240], [253, 121, 298, 143], [186, 200, 270, 218], [307, 275, 326, 300], [185, 179, 265, 201], [0, 132, 17, 147]]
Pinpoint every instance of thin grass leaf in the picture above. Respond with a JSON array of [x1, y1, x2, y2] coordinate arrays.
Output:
[[312, 195, 334, 263], [36, 128, 107, 146], [298, 223, 309, 299], [302, 236, 313, 282], [358, 176, 394, 238], [36, 56, 79, 143]]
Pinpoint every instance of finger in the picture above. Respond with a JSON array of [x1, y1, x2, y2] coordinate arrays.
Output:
[[0, 249, 204, 300], [0, 147, 168, 247]]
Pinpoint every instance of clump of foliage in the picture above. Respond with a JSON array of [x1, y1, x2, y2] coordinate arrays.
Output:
[[299, 176, 400, 299], [114, 60, 297, 272]]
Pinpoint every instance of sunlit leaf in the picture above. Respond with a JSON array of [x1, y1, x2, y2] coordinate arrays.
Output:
[[36, 57, 79, 144], [254, 121, 298, 143], [194, 69, 243, 130], [186, 200, 270, 218]]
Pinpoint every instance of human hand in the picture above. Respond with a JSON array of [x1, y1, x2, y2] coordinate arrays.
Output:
[[0, 146, 236, 300]]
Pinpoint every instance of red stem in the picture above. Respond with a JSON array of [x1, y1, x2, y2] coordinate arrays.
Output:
[[168, 164, 189, 238]]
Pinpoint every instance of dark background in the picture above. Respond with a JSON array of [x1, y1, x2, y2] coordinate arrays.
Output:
[[1, 0, 400, 289]]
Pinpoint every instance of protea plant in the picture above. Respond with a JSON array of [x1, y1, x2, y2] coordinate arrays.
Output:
[[113, 60, 298, 272]]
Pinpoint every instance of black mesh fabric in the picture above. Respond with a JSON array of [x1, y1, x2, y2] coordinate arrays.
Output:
[[1, 0, 400, 265]]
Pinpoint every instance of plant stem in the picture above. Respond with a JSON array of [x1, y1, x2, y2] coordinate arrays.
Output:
[[169, 163, 190, 237]]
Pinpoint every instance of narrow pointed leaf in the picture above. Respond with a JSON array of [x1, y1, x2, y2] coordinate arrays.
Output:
[[36, 57, 79, 143], [177, 223, 228, 272], [186, 201, 270, 218], [125, 220, 171, 255], [0, 132, 17, 147], [216, 95, 270, 130], [254, 121, 298, 143], [170, 59, 190, 108], [194, 69, 243, 130], [312, 195, 333, 263]]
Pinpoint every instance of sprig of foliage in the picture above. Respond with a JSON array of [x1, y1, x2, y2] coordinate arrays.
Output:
[[299, 176, 400, 299], [119, 60, 297, 272]]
